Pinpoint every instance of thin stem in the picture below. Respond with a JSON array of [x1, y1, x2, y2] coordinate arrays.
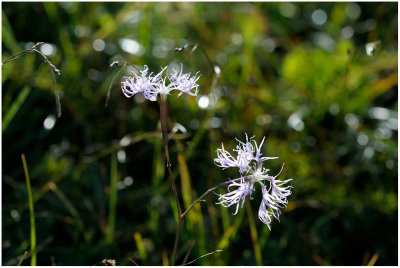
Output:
[[181, 188, 215, 219], [171, 220, 182, 265], [159, 95, 182, 265], [31, 47, 61, 117], [160, 96, 181, 215], [182, 241, 196, 265], [21, 154, 36, 266], [2, 42, 62, 117], [105, 61, 127, 107], [174, 43, 214, 77], [2, 50, 30, 65], [167, 148, 181, 215], [182, 249, 223, 266], [160, 96, 170, 164], [181, 176, 248, 218], [106, 153, 118, 243], [17, 251, 28, 266], [2, 42, 44, 65], [128, 257, 139, 266]]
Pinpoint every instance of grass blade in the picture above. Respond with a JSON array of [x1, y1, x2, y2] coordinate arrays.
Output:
[[133, 232, 147, 261], [48, 182, 85, 233], [17, 251, 28, 266], [2, 86, 31, 131], [176, 143, 207, 260], [21, 154, 36, 266], [106, 152, 118, 243], [217, 208, 244, 250], [367, 252, 379, 266], [1, 11, 20, 54], [245, 201, 263, 265]]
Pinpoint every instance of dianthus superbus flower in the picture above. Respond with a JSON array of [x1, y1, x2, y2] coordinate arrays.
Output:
[[121, 64, 200, 101], [214, 134, 292, 229]]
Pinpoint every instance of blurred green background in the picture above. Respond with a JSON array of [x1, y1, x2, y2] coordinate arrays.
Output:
[[2, 2, 398, 266]]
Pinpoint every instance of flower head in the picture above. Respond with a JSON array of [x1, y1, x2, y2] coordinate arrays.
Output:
[[214, 134, 292, 229], [170, 63, 200, 97], [121, 64, 199, 101]]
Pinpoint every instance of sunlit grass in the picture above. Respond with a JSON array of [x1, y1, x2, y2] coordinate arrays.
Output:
[[2, 2, 397, 266], [21, 154, 36, 266]]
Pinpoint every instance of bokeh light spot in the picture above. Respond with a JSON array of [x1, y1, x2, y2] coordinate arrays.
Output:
[[117, 150, 127, 163], [93, 39, 105, 51], [311, 9, 327, 26], [40, 43, 55, 56], [288, 112, 304, 131], [357, 133, 369, 146], [43, 115, 56, 130], [198, 96, 210, 109], [346, 3, 361, 20]]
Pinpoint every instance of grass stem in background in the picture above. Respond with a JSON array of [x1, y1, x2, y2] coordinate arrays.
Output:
[[17, 251, 28, 266], [245, 201, 263, 265], [183, 249, 223, 266], [2, 86, 31, 131], [171, 220, 182, 265], [106, 152, 118, 243], [133, 232, 147, 261], [21, 154, 36, 266], [367, 253, 379, 266], [48, 182, 85, 234]]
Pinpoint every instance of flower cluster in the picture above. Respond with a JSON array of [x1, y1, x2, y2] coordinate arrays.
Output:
[[214, 134, 292, 229], [121, 64, 200, 101]]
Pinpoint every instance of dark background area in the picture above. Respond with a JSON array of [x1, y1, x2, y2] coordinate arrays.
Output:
[[2, 2, 398, 265]]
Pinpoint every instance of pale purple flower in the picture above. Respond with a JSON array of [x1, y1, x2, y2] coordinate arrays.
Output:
[[121, 64, 199, 101], [170, 63, 200, 97], [215, 134, 292, 229], [215, 134, 277, 174], [121, 65, 166, 101]]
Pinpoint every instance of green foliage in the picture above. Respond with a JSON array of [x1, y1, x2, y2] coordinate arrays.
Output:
[[21, 155, 36, 266], [2, 2, 398, 266]]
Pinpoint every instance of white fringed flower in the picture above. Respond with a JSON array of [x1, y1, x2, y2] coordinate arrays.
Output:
[[214, 134, 292, 229], [170, 63, 200, 97], [121, 64, 199, 101]]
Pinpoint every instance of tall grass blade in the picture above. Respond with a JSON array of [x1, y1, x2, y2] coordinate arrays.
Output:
[[149, 136, 164, 233], [21, 154, 36, 266], [1, 11, 19, 53], [48, 182, 85, 233], [2, 86, 31, 131], [245, 201, 263, 265], [106, 152, 118, 243], [217, 208, 244, 250], [17, 251, 28, 266], [176, 144, 206, 259], [162, 250, 169, 266], [367, 252, 379, 266], [133, 232, 147, 261]]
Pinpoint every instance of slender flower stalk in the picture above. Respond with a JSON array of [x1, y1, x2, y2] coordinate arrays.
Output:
[[120, 63, 200, 265], [214, 134, 292, 229], [159, 95, 170, 164]]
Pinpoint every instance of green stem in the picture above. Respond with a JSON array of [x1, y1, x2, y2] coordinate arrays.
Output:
[[106, 153, 118, 243], [2, 86, 31, 131], [17, 251, 28, 266], [21, 154, 36, 266]]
